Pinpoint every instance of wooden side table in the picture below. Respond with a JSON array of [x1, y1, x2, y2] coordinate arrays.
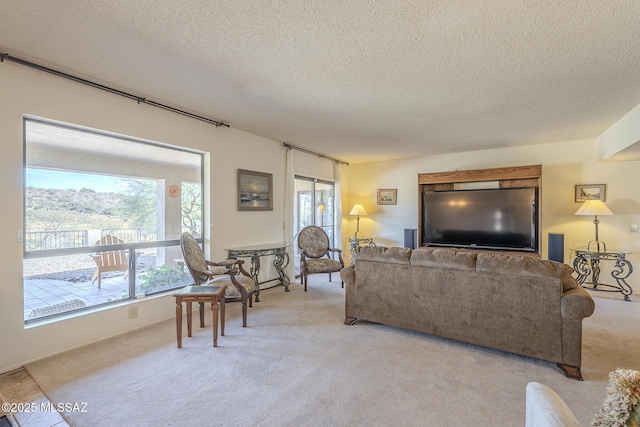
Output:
[[174, 285, 227, 348]]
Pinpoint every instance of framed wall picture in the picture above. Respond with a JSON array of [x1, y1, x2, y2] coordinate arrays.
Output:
[[377, 189, 397, 205], [575, 184, 606, 202], [238, 169, 273, 211]]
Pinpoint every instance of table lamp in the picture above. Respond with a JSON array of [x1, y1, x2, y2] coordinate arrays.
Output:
[[574, 199, 613, 251], [349, 204, 368, 239]]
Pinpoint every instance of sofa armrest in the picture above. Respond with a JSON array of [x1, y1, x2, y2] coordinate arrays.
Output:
[[340, 265, 354, 287], [525, 382, 582, 427], [561, 286, 595, 320]]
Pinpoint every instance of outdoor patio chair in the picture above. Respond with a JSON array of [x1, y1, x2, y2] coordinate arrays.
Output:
[[90, 234, 130, 289], [180, 232, 256, 327], [297, 225, 344, 292]]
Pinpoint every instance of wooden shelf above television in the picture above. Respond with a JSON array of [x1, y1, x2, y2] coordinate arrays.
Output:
[[418, 164, 541, 187], [418, 164, 542, 254]]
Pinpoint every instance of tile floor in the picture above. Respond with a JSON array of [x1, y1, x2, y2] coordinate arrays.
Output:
[[0, 369, 69, 427]]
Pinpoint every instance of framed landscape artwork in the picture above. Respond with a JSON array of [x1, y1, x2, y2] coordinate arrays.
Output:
[[238, 169, 273, 211], [575, 184, 606, 202], [377, 189, 397, 205]]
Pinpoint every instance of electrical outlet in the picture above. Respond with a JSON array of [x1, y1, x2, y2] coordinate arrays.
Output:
[[631, 224, 638, 233], [128, 305, 138, 319]]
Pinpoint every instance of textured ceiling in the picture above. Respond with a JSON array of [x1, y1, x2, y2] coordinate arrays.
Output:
[[2, 1, 640, 164]]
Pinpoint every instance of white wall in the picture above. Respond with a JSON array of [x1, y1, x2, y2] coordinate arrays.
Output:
[[0, 61, 327, 373], [291, 150, 336, 182], [342, 139, 640, 293]]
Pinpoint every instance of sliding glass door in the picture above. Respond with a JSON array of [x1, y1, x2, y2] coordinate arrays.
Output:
[[294, 176, 335, 274]]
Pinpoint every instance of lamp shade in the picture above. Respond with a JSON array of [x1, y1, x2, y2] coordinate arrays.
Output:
[[349, 204, 368, 216], [574, 199, 613, 216]]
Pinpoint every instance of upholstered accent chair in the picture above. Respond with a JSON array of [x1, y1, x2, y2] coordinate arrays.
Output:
[[180, 232, 256, 327], [297, 226, 344, 291]]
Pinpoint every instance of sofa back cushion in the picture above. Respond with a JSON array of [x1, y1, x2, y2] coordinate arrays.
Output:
[[410, 247, 476, 271], [476, 252, 572, 278], [356, 246, 412, 265], [476, 252, 577, 291], [358, 246, 577, 291]]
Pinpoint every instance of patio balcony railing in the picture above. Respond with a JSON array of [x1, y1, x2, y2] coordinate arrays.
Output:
[[25, 230, 88, 251], [100, 228, 157, 243], [25, 228, 157, 251]]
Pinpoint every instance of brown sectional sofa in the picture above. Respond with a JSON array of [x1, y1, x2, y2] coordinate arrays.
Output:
[[340, 246, 595, 379]]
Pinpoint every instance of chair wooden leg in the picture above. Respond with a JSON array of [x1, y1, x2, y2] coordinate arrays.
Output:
[[249, 293, 253, 308], [199, 302, 205, 328], [341, 281, 344, 288], [176, 299, 183, 348], [303, 273, 308, 292], [329, 272, 332, 282], [186, 302, 193, 337], [220, 296, 225, 336], [241, 298, 248, 327], [212, 300, 219, 347]]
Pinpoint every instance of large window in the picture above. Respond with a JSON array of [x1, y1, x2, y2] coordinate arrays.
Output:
[[23, 117, 204, 323]]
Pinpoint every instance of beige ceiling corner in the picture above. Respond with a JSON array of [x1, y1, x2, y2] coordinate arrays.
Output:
[[597, 103, 640, 162]]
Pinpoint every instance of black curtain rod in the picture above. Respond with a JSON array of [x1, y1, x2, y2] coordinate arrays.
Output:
[[283, 143, 349, 165], [0, 52, 229, 128]]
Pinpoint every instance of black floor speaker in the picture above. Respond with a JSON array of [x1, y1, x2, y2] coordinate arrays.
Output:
[[548, 233, 564, 263], [404, 229, 417, 249]]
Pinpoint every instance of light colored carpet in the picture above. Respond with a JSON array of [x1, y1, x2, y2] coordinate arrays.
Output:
[[25, 276, 640, 427]]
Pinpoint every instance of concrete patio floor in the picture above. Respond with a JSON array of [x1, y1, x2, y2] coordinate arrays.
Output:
[[23, 274, 131, 321], [23, 255, 302, 321]]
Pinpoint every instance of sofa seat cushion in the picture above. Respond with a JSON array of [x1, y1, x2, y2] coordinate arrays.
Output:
[[410, 247, 476, 271], [304, 258, 343, 274], [209, 273, 256, 299]]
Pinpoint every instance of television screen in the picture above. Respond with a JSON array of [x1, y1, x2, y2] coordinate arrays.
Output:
[[422, 187, 537, 251]]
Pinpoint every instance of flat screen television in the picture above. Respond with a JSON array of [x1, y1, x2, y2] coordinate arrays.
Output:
[[422, 187, 537, 252]]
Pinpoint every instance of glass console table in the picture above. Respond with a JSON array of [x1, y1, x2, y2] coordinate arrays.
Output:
[[571, 245, 633, 301], [348, 237, 376, 265], [225, 242, 291, 302]]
